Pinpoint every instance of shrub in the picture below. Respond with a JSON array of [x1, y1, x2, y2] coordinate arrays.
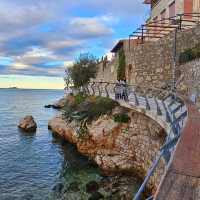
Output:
[[78, 96, 119, 122], [179, 43, 200, 65], [62, 95, 119, 123], [62, 95, 119, 138], [74, 93, 87, 106], [113, 113, 130, 123]]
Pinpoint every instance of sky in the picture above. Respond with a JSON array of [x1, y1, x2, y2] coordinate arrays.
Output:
[[0, 0, 149, 89]]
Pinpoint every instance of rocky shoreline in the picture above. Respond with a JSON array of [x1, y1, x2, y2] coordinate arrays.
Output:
[[48, 95, 166, 199], [50, 165, 141, 200]]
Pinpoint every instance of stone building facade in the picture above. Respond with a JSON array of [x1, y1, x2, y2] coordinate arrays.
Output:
[[95, 25, 200, 90], [144, 0, 200, 21]]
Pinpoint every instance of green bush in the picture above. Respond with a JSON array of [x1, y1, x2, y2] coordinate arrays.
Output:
[[78, 96, 119, 122], [62, 95, 119, 123], [117, 48, 126, 80], [179, 43, 200, 65], [113, 113, 130, 123], [74, 93, 87, 106], [62, 95, 119, 138]]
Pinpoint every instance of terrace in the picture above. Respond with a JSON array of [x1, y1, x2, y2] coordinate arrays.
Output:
[[129, 13, 200, 44]]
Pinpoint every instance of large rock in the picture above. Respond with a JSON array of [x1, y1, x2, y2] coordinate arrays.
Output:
[[48, 110, 166, 192], [18, 116, 37, 132]]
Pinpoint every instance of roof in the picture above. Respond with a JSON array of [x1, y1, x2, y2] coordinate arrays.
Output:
[[111, 40, 124, 53], [143, 0, 151, 4], [111, 39, 142, 53]]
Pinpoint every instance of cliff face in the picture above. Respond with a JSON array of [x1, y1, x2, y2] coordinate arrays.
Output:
[[48, 107, 166, 191]]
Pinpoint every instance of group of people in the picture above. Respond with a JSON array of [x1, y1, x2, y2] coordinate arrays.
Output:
[[115, 80, 129, 101]]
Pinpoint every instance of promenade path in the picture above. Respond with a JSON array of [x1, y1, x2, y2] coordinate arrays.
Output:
[[154, 101, 200, 200]]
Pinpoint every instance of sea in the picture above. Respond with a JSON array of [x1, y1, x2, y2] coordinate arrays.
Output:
[[0, 89, 91, 200]]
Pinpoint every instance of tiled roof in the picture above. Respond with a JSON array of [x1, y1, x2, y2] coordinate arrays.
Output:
[[143, 0, 151, 4]]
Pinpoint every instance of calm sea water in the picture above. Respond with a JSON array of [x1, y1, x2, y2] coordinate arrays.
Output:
[[0, 89, 88, 200]]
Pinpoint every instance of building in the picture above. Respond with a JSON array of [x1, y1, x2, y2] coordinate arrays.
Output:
[[144, 0, 200, 22]]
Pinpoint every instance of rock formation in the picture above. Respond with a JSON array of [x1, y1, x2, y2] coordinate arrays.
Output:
[[48, 107, 166, 191], [18, 115, 37, 132]]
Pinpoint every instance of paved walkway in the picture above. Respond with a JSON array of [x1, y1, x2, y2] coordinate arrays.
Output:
[[155, 101, 200, 200]]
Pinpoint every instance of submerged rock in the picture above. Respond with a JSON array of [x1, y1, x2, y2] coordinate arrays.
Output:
[[52, 183, 64, 193], [88, 192, 104, 200], [18, 116, 37, 132], [86, 181, 99, 193]]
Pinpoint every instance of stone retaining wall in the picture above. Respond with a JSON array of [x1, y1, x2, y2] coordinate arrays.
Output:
[[123, 110, 166, 192], [178, 58, 200, 107]]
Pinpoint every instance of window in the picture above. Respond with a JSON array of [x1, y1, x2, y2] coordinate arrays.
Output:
[[153, 16, 158, 24], [161, 9, 166, 23], [169, 1, 176, 18]]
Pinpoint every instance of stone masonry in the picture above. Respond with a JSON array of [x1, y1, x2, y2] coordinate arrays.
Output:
[[95, 25, 200, 90]]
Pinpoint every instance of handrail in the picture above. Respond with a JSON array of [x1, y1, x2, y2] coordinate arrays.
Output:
[[130, 12, 200, 43], [133, 150, 164, 200]]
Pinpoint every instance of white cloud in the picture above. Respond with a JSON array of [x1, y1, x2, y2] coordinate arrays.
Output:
[[0, 0, 147, 78], [69, 16, 114, 38], [47, 40, 82, 50], [9, 62, 31, 70]]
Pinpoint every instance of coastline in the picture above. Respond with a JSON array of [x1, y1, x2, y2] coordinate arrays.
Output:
[[48, 94, 166, 199]]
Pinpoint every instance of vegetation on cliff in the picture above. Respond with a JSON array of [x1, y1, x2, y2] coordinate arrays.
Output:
[[62, 94, 119, 123], [62, 94, 119, 138], [65, 53, 98, 88], [113, 113, 130, 123], [117, 48, 126, 80]]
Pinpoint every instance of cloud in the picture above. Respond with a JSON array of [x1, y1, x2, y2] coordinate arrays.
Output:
[[0, 0, 148, 78], [47, 40, 82, 50], [69, 16, 114, 38], [9, 63, 31, 70]]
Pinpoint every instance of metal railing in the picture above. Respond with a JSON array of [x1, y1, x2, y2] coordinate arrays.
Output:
[[130, 13, 200, 44], [67, 81, 188, 200]]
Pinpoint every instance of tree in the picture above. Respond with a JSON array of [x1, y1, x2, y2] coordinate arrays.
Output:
[[66, 53, 98, 88], [117, 48, 126, 80]]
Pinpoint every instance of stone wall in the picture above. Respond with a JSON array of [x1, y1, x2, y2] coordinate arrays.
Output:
[[95, 25, 200, 90], [178, 58, 200, 107], [128, 25, 200, 88], [111, 109, 166, 192], [95, 59, 117, 83]]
